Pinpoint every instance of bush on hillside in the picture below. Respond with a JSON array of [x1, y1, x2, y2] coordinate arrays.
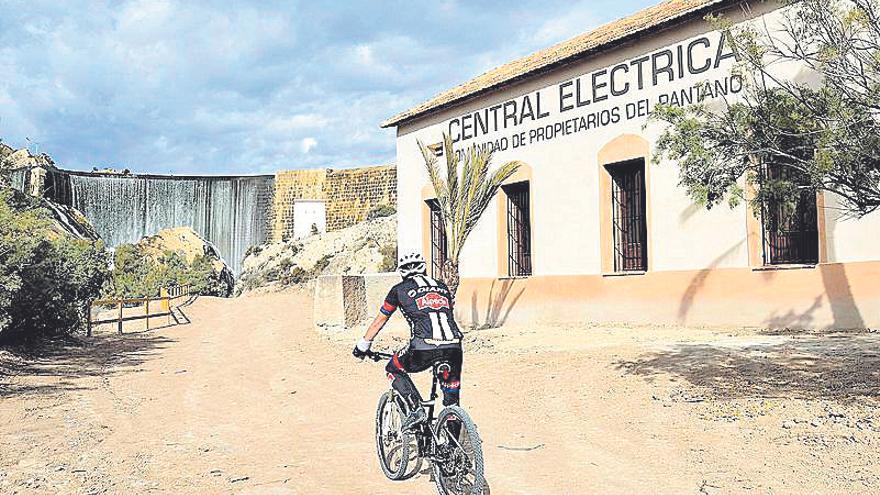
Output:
[[244, 244, 263, 258], [312, 254, 333, 275], [366, 203, 396, 220], [0, 188, 110, 345], [108, 244, 231, 298], [379, 243, 397, 272]]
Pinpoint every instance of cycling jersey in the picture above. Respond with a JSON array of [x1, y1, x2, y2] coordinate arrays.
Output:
[[380, 275, 463, 350]]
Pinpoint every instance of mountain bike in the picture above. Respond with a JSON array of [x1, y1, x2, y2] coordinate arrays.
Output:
[[364, 350, 485, 495]]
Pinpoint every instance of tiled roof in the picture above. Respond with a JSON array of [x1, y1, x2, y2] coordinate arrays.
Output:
[[381, 0, 729, 128]]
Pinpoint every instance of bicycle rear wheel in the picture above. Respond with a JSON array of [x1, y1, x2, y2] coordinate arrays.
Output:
[[432, 406, 485, 495], [375, 390, 410, 480]]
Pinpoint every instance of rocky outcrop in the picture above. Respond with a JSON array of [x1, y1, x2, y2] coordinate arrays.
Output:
[[0, 142, 14, 163], [0, 146, 56, 171], [3, 185, 99, 241], [137, 227, 235, 295], [42, 200, 101, 241], [237, 214, 396, 294]]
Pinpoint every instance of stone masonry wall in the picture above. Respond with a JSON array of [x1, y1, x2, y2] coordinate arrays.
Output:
[[325, 165, 397, 231], [269, 169, 327, 242], [268, 165, 396, 242]]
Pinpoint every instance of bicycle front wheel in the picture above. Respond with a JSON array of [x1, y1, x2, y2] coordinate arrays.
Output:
[[432, 406, 485, 495], [375, 390, 410, 480]]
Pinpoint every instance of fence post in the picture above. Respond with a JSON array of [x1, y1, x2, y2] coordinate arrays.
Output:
[[160, 288, 171, 326], [117, 301, 123, 335], [86, 302, 93, 337], [145, 298, 150, 331]]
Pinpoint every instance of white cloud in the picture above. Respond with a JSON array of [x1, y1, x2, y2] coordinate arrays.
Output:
[[0, 0, 637, 173], [300, 137, 318, 154], [355, 44, 374, 65]]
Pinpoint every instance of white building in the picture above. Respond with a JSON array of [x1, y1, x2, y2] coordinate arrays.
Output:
[[382, 0, 880, 330]]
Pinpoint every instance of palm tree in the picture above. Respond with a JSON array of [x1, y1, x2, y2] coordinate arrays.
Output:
[[418, 133, 523, 298]]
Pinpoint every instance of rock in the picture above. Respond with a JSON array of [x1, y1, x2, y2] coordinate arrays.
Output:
[[136, 227, 235, 296], [0, 142, 13, 162], [41, 197, 102, 240], [0, 147, 55, 171], [3, 185, 100, 241], [782, 420, 796, 429], [237, 214, 396, 294]]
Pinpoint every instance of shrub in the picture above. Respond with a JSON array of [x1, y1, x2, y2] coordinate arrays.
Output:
[[235, 272, 268, 295], [244, 244, 263, 258], [366, 204, 396, 220], [312, 254, 333, 275], [280, 267, 309, 286], [278, 258, 294, 272], [0, 188, 110, 345], [108, 245, 232, 298], [379, 243, 397, 272]]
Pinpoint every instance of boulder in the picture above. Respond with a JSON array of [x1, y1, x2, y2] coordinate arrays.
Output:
[[137, 227, 235, 295], [0, 147, 55, 171], [0, 142, 13, 162]]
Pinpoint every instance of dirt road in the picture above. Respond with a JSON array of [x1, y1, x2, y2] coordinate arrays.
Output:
[[1, 290, 878, 494]]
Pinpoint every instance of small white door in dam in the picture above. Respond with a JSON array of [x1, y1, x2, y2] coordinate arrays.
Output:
[[294, 199, 326, 239]]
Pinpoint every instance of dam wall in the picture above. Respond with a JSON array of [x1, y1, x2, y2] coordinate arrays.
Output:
[[7, 164, 396, 276], [45, 170, 274, 275], [269, 165, 396, 241]]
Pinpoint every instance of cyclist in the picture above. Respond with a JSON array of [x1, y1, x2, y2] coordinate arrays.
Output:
[[352, 252, 463, 432]]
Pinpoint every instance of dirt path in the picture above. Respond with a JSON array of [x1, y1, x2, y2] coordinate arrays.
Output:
[[1, 290, 879, 494]]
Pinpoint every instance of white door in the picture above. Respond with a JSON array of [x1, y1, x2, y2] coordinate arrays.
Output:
[[293, 200, 326, 239]]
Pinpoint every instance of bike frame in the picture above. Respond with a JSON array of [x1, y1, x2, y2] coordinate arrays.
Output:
[[366, 351, 449, 460]]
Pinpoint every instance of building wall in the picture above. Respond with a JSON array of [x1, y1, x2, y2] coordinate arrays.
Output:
[[393, 1, 880, 330], [454, 261, 880, 330]]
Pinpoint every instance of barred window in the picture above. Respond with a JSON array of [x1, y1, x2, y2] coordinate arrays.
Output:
[[427, 199, 448, 277], [608, 159, 648, 272], [503, 182, 532, 276], [761, 165, 819, 265]]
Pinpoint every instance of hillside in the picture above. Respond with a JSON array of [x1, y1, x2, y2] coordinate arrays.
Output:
[[236, 214, 396, 294]]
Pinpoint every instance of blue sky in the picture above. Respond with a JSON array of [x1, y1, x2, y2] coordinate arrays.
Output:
[[0, 0, 653, 174]]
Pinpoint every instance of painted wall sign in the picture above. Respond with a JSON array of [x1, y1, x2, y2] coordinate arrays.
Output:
[[446, 32, 741, 155]]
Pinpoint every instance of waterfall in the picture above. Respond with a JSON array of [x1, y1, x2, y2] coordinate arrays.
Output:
[[62, 172, 274, 275]]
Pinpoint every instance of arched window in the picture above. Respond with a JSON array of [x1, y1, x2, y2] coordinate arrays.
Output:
[[760, 164, 818, 265], [606, 159, 648, 272], [426, 199, 447, 277], [503, 182, 532, 276]]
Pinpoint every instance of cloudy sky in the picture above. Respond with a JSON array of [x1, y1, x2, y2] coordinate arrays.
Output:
[[0, 0, 652, 174]]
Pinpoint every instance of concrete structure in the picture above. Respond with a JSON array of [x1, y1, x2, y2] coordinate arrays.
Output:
[[293, 200, 327, 239], [314, 273, 402, 330], [382, 0, 880, 330], [269, 165, 397, 242]]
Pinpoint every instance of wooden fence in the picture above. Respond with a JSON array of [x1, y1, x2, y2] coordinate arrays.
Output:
[[88, 285, 192, 336]]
